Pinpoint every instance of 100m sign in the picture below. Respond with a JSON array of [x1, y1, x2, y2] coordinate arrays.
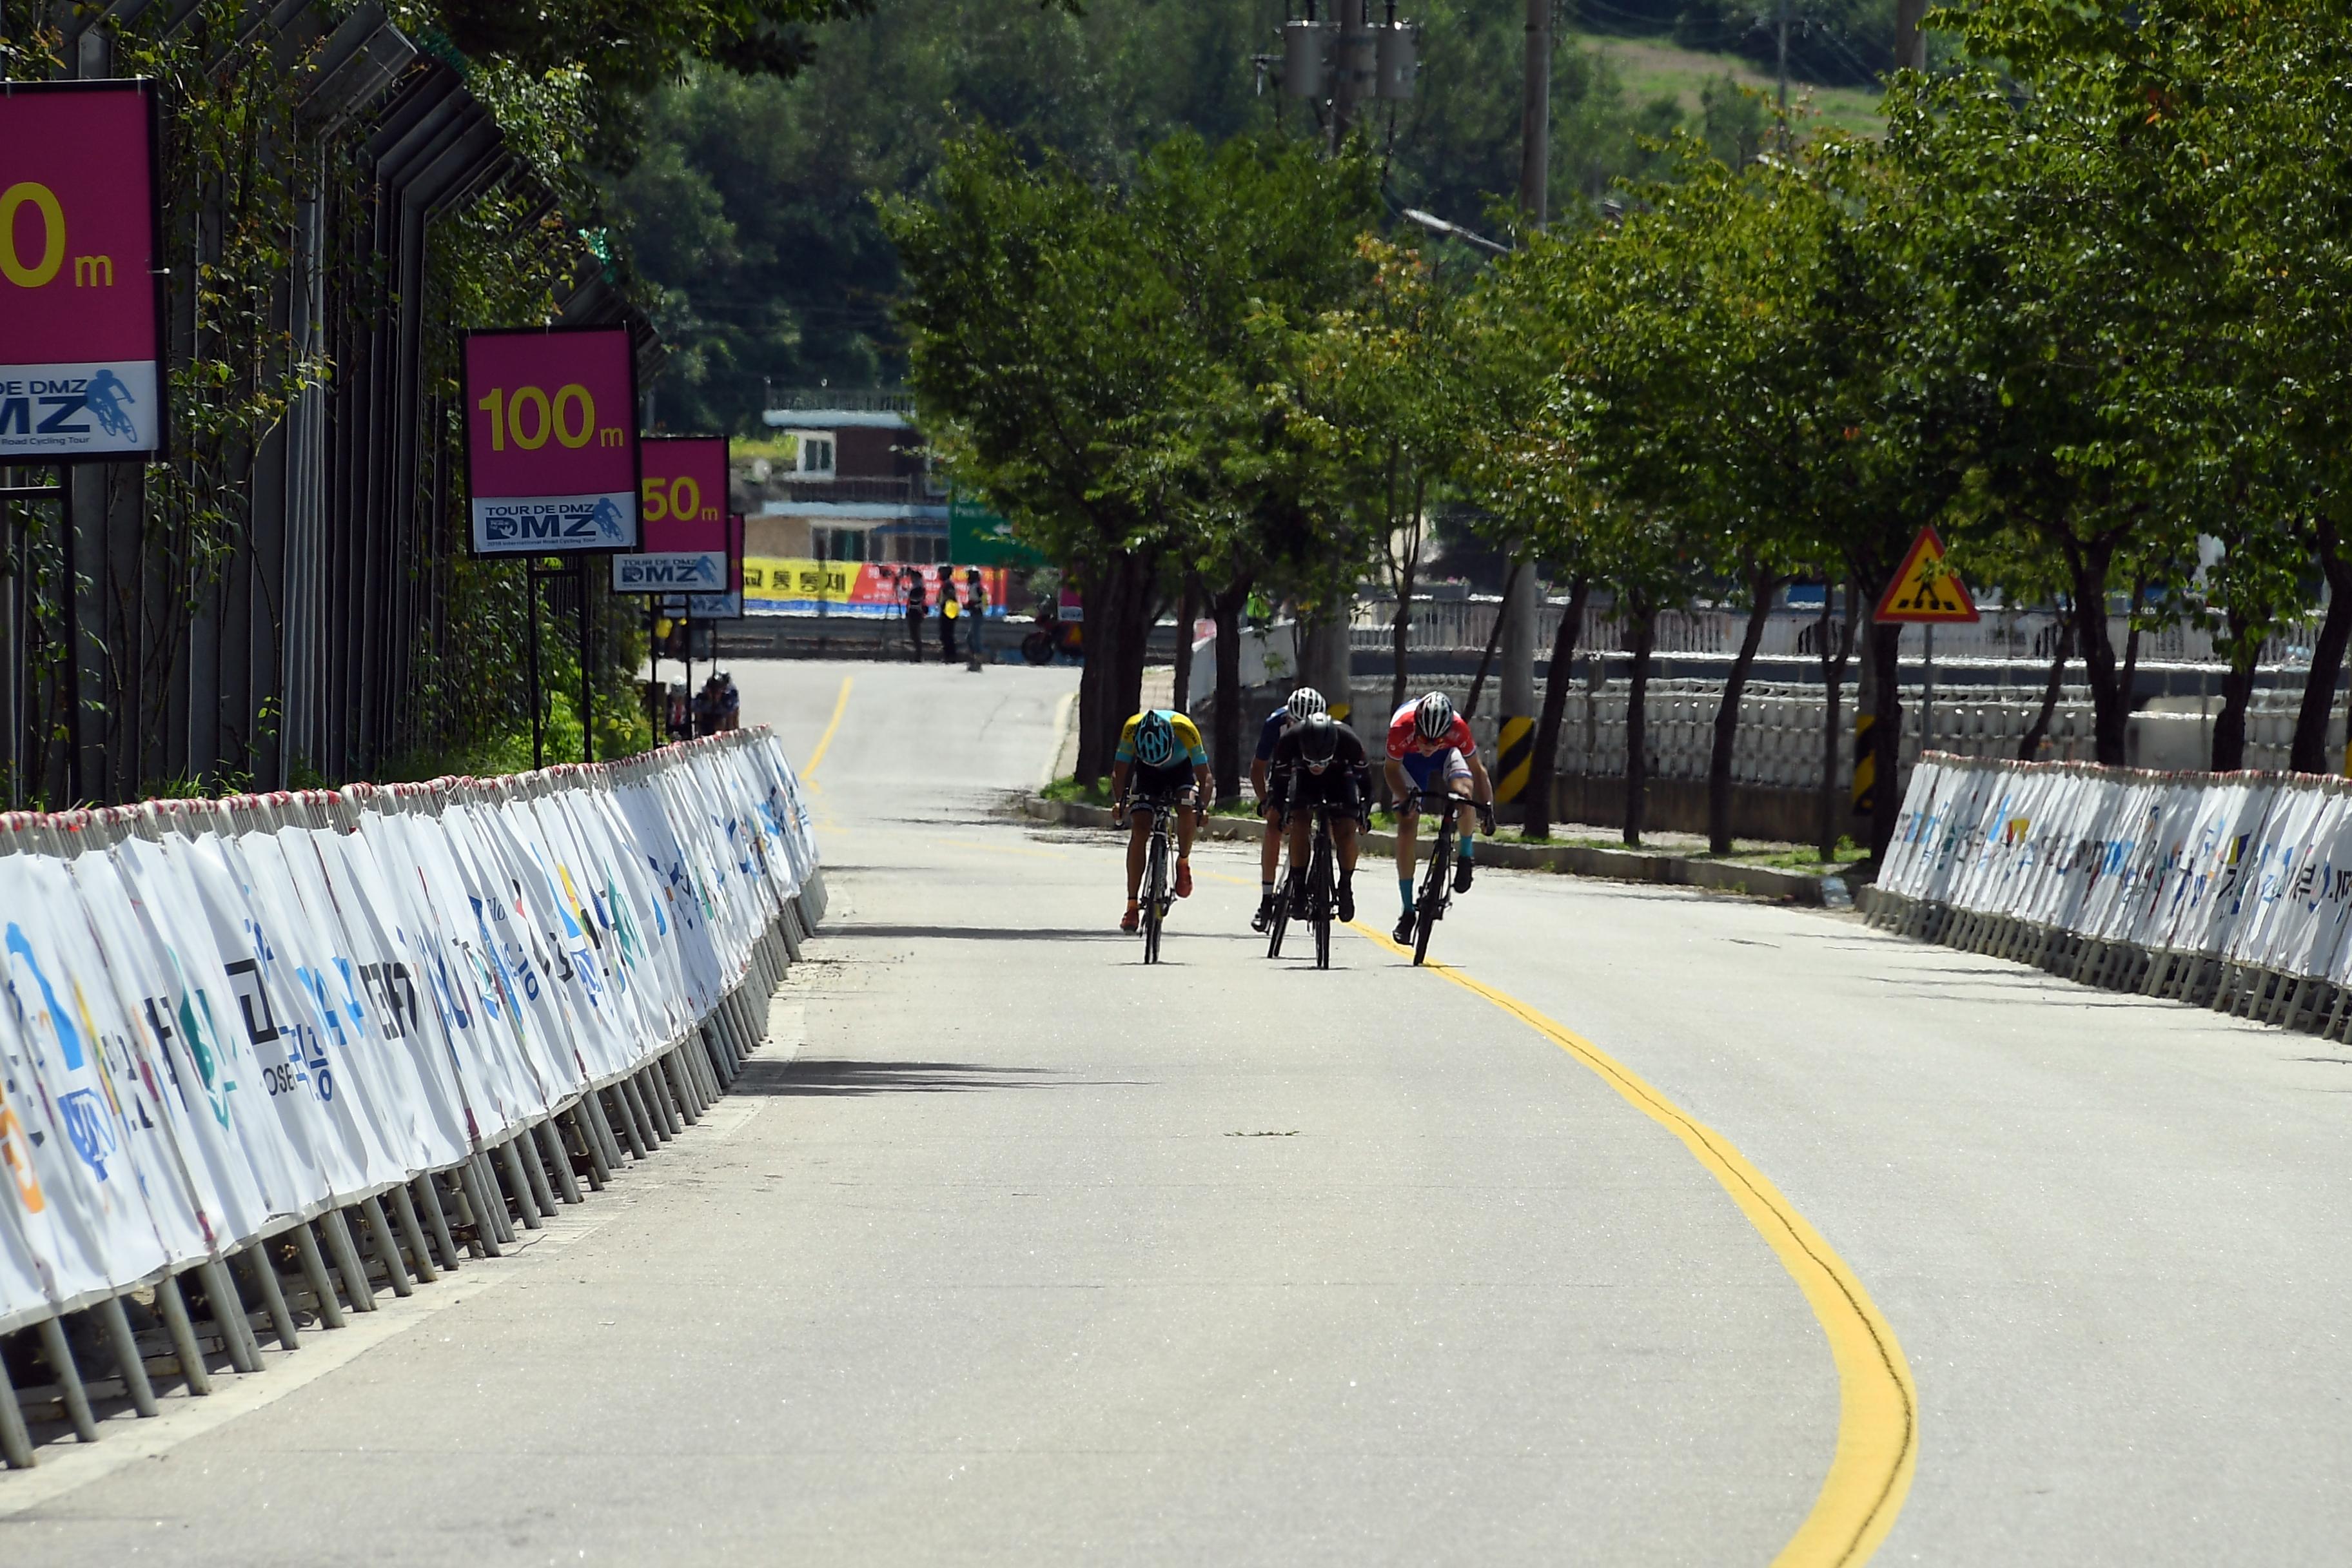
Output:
[[475, 383, 625, 453]]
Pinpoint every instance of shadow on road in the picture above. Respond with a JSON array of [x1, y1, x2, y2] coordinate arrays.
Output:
[[736, 1058, 1149, 1095], [836, 922, 1260, 943]]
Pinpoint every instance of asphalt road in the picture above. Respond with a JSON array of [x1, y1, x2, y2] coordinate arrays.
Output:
[[9, 658, 2348, 1565]]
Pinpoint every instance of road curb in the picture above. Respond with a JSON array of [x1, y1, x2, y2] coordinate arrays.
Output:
[[1017, 796, 1836, 905]]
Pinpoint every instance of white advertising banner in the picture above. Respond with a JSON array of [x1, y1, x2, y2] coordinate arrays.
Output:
[[1879, 754, 2352, 985], [0, 730, 815, 1330]]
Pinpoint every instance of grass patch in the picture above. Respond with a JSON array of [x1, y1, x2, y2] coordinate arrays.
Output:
[[1571, 27, 1886, 139]]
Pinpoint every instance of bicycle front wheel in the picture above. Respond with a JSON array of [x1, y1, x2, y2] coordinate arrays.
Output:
[[1413, 827, 1453, 966], [1266, 868, 1291, 959], [1143, 830, 1168, 964], [1310, 825, 1335, 970]]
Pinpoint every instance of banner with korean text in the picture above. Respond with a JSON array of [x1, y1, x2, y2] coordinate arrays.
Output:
[[0, 730, 817, 1331]]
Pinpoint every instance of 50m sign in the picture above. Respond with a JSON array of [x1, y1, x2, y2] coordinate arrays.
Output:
[[0, 82, 166, 460]]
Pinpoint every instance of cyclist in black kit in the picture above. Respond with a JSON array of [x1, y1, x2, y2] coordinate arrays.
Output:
[[1265, 713, 1372, 923]]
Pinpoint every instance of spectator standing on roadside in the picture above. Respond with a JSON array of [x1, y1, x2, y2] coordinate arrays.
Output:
[[719, 672, 741, 731], [965, 567, 988, 667], [903, 567, 927, 664], [939, 569, 961, 663]]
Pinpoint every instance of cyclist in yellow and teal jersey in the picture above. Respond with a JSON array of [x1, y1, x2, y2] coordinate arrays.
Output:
[[1110, 708, 1211, 932]]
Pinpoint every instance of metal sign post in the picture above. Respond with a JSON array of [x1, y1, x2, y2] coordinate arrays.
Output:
[[578, 555, 594, 763]]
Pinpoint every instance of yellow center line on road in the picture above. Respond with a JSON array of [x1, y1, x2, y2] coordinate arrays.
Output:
[[801, 675, 854, 779], [1345, 919, 1917, 1568]]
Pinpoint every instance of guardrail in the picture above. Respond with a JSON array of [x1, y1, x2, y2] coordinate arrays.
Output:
[[0, 729, 823, 1467], [1861, 752, 2352, 1034]]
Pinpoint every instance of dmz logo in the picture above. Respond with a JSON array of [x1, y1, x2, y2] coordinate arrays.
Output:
[[616, 554, 722, 589], [0, 369, 139, 444], [485, 495, 627, 544]]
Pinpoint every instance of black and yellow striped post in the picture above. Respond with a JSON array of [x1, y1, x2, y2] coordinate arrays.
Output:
[[1850, 712, 1876, 817], [1494, 714, 1534, 805]]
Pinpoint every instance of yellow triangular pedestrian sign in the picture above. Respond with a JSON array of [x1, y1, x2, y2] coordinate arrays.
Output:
[[1874, 525, 1979, 623]]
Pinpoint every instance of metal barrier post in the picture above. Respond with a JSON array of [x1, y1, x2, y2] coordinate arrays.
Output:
[[153, 1275, 215, 1393], [34, 1317, 98, 1440], [196, 1259, 264, 1371], [318, 1210, 378, 1311], [387, 1183, 440, 1282], [358, 1197, 413, 1298], [95, 1296, 159, 1415], [240, 1244, 301, 1348], [290, 1222, 348, 1327]]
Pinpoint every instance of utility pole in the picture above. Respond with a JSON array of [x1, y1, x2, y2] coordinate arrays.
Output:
[[1893, 0, 1928, 72], [1278, 1, 1416, 726], [1493, 0, 1549, 815], [1776, 0, 1792, 113]]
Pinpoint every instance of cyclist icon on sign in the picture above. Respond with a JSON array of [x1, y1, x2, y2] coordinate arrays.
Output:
[[590, 495, 626, 540], [84, 369, 138, 442]]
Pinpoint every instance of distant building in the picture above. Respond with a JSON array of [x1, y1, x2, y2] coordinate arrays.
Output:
[[738, 390, 949, 563]]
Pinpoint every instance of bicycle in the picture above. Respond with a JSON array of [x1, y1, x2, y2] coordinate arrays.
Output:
[[1268, 799, 1347, 969], [1128, 790, 1184, 964], [1263, 861, 1294, 959], [1405, 787, 1487, 966]]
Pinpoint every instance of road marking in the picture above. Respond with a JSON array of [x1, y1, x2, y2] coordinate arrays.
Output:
[[801, 674, 854, 778], [1348, 921, 1917, 1568], [1042, 689, 1077, 790]]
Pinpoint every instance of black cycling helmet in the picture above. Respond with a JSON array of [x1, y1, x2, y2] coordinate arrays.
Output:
[[1297, 712, 1340, 770]]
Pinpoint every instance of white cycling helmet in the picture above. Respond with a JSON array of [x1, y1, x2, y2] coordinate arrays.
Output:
[[1413, 691, 1456, 741], [1285, 686, 1327, 723]]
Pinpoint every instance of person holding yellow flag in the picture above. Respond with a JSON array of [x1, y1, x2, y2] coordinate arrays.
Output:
[[939, 569, 963, 663]]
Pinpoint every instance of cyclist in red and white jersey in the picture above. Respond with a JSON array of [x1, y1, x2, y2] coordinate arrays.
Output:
[[1384, 691, 1494, 945]]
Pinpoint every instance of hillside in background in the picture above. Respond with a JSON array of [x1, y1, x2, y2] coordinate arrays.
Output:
[[610, 0, 1898, 436]]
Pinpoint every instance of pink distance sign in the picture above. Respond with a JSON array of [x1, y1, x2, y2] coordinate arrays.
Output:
[[463, 325, 640, 554], [0, 81, 165, 460], [612, 435, 730, 592]]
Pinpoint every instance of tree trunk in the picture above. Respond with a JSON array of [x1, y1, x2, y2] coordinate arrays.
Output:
[[1867, 616, 1904, 863], [2292, 524, 2352, 774], [1623, 601, 1655, 847], [1074, 561, 1108, 788], [1524, 575, 1590, 840], [1464, 560, 1521, 719], [1171, 574, 1199, 714], [1389, 552, 1415, 718], [2211, 630, 2260, 772], [2119, 573, 2146, 723], [1816, 578, 1856, 861], [1708, 568, 1777, 854], [2064, 540, 2126, 765], [1109, 551, 1156, 765], [2018, 611, 2073, 761], [1210, 574, 1251, 805]]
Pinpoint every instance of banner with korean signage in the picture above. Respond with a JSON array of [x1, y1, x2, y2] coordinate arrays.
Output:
[[743, 556, 1008, 617], [463, 326, 640, 554], [612, 435, 729, 591], [0, 81, 166, 460]]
